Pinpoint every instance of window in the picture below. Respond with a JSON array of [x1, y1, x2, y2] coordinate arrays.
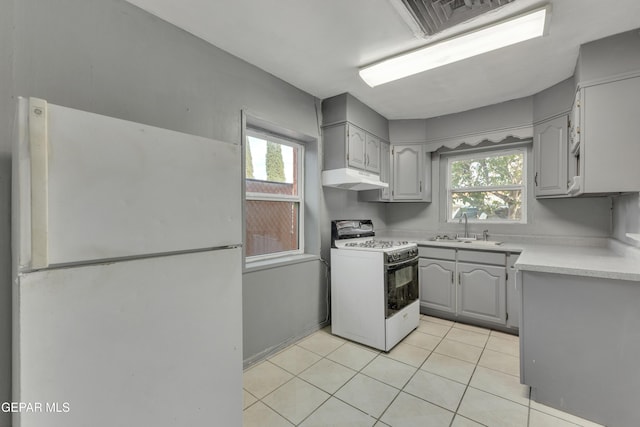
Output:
[[447, 149, 526, 223], [245, 129, 303, 259]]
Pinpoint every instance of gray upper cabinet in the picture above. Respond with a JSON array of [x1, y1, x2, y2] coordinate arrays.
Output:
[[392, 144, 430, 201], [568, 75, 640, 195], [533, 115, 569, 197], [359, 142, 431, 202], [323, 122, 384, 174], [322, 92, 389, 176], [365, 133, 381, 173], [379, 141, 391, 200], [457, 262, 507, 325], [345, 124, 380, 173], [347, 124, 366, 170]]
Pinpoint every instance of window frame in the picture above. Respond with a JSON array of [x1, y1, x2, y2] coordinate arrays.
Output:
[[445, 148, 527, 224], [244, 128, 305, 261]]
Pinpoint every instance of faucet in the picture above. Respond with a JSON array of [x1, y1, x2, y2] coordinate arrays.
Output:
[[483, 229, 489, 241], [459, 213, 469, 238]]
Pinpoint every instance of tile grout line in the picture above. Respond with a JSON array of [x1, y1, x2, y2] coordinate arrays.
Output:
[[291, 337, 394, 425], [247, 337, 352, 425], [244, 322, 525, 426], [447, 330, 490, 427], [376, 323, 451, 423]]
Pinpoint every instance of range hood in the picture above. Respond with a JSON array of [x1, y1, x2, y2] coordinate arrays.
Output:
[[322, 168, 389, 191]]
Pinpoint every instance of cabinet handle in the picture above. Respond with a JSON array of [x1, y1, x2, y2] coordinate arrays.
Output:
[[419, 181, 422, 192], [458, 272, 461, 285], [451, 271, 454, 284], [534, 172, 538, 186]]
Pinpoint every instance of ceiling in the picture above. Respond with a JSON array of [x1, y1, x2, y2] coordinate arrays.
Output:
[[125, 0, 640, 120]]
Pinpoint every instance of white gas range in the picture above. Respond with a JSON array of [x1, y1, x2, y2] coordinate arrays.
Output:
[[330, 220, 420, 351]]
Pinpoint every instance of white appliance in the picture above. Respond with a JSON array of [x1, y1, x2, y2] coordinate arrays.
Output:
[[330, 220, 419, 351], [11, 97, 242, 427]]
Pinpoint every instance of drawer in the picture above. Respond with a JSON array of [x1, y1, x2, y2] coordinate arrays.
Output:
[[418, 246, 456, 260], [458, 249, 506, 266]]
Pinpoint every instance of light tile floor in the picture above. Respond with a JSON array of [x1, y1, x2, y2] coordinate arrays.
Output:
[[243, 315, 604, 427]]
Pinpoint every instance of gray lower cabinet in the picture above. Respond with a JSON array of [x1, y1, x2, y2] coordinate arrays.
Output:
[[506, 253, 519, 329], [520, 271, 640, 427], [419, 258, 455, 313], [457, 262, 506, 324], [419, 246, 516, 329]]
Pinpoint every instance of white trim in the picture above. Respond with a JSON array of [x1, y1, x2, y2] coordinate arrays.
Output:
[[424, 124, 533, 152], [244, 128, 305, 260], [245, 193, 301, 202], [28, 97, 49, 269], [446, 148, 527, 224]]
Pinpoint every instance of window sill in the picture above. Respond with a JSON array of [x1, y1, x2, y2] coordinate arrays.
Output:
[[244, 253, 320, 273]]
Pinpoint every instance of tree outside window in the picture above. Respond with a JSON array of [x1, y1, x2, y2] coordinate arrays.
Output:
[[447, 149, 526, 223]]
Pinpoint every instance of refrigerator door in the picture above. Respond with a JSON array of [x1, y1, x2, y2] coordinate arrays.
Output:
[[13, 97, 241, 270], [14, 248, 242, 427]]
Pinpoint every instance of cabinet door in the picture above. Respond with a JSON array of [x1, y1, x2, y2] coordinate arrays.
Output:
[[534, 115, 568, 197], [380, 141, 391, 200], [506, 254, 519, 329], [419, 259, 456, 314], [365, 134, 381, 173], [457, 262, 506, 325], [392, 145, 423, 200], [347, 124, 366, 170]]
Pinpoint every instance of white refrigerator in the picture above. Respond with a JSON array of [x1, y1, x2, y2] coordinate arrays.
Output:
[[11, 97, 243, 426]]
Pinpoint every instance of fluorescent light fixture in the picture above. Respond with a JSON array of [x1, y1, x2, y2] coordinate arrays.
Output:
[[359, 5, 549, 87]]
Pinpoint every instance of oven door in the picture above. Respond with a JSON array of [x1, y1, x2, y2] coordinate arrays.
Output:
[[385, 257, 419, 318]]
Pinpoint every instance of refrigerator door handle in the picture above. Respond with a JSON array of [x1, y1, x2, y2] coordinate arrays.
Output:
[[29, 97, 49, 269]]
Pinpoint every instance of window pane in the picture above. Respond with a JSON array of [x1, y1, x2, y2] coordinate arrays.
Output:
[[450, 153, 523, 188], [246, 136, 299, 196], [245, 200, 299, 257], [451, 190, 523, 221]]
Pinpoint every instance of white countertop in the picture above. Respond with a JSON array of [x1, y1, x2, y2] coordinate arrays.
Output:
[[409, 235, 640, 281]]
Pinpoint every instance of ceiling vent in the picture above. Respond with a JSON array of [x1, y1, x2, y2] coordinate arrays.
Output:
[[391, 0, 517, 37]]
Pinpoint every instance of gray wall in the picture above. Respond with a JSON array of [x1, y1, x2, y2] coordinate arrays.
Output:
[[533, 77, 575, 123], [0, 0, 14, 424], [424, 97, 533, 142], [576, 30, 640, 84], [2, 0, 374, 391], [386, 97, 612, 239], [612, 194, 640, 246], [243, 261, 327, 366]]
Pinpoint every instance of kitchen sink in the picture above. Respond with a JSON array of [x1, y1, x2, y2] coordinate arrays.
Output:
[[428, 236, 503, 246], [429, 236, 460, 242], [462, 240, 504, 246]]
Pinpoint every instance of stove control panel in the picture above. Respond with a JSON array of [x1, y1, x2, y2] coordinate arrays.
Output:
[[386, 247, 418, 264]]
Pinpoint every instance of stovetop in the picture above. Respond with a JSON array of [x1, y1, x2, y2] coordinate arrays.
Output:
[[334, 237, 417, 253], [343, 239, 411, 250], [330, 220, 417, 253]]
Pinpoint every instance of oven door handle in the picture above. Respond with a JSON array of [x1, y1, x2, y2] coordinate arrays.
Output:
[[385, 256, 419, 269]]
